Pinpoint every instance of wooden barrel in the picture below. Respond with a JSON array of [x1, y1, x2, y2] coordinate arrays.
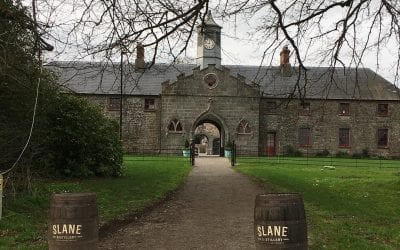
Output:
[[254, 193, 308, 249], [48, 193, 98, 250]]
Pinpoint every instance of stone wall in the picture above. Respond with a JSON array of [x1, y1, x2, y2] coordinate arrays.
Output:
[[259, 98, 400, 157], [161, 95, 260, 155], [78, 69, 400, 158], [161, 65, 260, 155], [83, 94, 161, 153]]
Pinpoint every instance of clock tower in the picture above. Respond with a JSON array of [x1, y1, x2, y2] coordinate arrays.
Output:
[[197, 11, 222, 69]]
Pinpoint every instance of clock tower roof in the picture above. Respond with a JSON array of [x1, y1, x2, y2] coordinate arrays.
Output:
[[197, 10, 222, 69], [203, 10, 221, 28]]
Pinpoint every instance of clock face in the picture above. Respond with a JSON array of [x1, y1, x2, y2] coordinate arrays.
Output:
[[204, 38, 215, 50]]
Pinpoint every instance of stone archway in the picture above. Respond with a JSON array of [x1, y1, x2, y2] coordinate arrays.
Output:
[[191, 112, 228, 157]]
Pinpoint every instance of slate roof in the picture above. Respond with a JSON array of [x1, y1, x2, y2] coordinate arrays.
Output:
[[47, 61, 400, 101], [203, 11, 221, 28]]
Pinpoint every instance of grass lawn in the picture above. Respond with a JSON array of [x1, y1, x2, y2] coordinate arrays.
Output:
[[236, 157, 400, 250], [0, 156, 191, 249]]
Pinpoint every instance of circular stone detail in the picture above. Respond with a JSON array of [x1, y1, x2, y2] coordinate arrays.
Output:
[[204, 73, 218, 89]]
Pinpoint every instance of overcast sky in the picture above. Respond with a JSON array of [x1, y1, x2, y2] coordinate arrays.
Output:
[[40, 1, 398, 85]]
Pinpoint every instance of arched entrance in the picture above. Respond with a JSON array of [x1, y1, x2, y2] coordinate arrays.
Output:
[[193, 133, 209, 154], [194, 124, 218, 155], [191, 112, 228, 157]]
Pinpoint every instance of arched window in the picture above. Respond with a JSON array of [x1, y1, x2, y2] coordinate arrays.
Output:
[[237, 120, 251, 134], [168, 119, 183, 132]]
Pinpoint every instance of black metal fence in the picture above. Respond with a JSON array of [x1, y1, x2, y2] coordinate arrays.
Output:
[[123, 144, 400, 168], [237, 155, 400, 168], [234, 145, 400, 169]]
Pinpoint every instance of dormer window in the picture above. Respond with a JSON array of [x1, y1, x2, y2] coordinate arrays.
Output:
[[377, 103, 389, 116], [108, 97, 121, 111], [144, 98, 155, 111], [339, 103, 350, 116], [299, 103, 311, 116]]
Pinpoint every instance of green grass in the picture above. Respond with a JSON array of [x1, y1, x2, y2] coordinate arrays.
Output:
[[236, 157, 400, 250], [0, 156, 191, 249]]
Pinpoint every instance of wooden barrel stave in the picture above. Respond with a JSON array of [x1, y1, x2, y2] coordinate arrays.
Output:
[[254, 193, 308, 250], [48, 193, 98, 250]]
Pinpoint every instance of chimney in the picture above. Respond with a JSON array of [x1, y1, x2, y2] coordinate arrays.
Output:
[[280, 46, 292, 77], [135, 43, 145, 72]]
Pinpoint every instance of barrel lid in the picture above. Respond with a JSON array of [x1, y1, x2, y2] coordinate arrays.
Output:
[[51, 192, 97, 203], [255, 193, 303, 204]]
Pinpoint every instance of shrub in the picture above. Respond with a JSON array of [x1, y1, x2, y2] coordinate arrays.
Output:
[[352, 148, 370, 159], [361, 148, 370, 158], [336, 151, 349, 158], [284, 145, 303, 157], [316, 149, 330, 157], [36, 93, 123, 178], [0, 0, 122, 190]]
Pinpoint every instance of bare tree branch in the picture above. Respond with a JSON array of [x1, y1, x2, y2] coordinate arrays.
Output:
[[22, 0, 400, 97]]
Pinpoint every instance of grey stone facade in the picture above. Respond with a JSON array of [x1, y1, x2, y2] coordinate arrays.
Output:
[[52, 11, 400, 158], [83, 95, 161, 153], [161, 65, 260, 155], [259, 99, 400, 157]]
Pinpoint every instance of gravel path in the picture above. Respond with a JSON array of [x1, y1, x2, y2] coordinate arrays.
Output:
[[99, 156, 265, 250]]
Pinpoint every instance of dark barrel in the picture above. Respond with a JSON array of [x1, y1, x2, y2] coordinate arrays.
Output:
[[254, 193, 307, 250], [48, 193, 98, 250]]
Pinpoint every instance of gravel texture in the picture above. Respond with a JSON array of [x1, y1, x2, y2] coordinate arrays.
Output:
[[99, 156, 265, 250]]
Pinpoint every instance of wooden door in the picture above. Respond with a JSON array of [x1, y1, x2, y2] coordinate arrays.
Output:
[[266, 132, 276, 156]]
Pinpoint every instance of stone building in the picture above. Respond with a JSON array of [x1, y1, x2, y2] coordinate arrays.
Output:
[[53, 12, 400, 157]]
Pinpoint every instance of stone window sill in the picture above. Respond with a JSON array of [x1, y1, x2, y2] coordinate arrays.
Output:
[[168, 131, 183, 134]]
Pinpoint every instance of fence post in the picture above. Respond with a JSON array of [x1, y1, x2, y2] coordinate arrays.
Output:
[[190, 139, 195, 166], [234, 141, 237, 165], [231, 140, 236, 166]]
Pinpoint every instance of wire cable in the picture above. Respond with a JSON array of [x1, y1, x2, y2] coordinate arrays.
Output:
[[0, 66, 42, 176]]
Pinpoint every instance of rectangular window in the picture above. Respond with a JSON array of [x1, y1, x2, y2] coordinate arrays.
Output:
[[377, 129, 388, 148], [339, 103, 350, 116], [108, 97, 121, 111], [339, 128, 350, 147], [265, 101, 277, 114], [299, 128, 311, 147], [144, 98, 155, 111], [299, 103, 311, 116], [377, 103, 389, 116]]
